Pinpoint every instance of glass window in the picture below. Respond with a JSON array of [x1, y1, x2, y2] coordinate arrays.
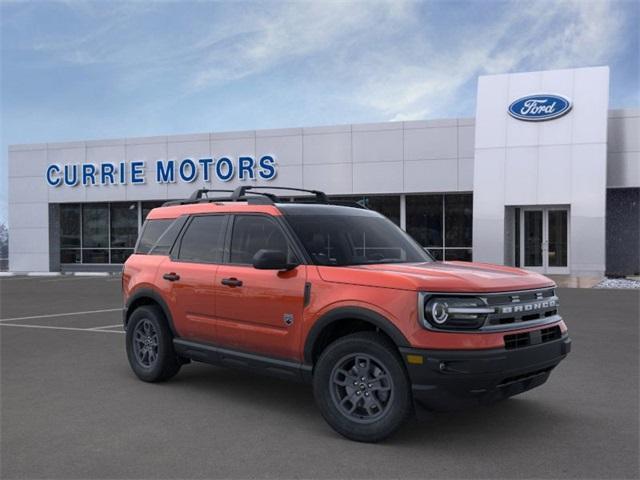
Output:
[[150, 216, 188, 255], [230, 216, 291, 265], [60, 204, 81, 248], [406, 195, 443, 247], [285, 212, 431, 266], [110, 203, 138, 248], [61, 249, 81, 264], [136, 219, 173, 254], [444, 249, 472, 261], [82, 204, 109, 248], [444, 194, 472, 247], [82, 249, 109, 264], [110, 249, 134, 264], [428, 248, 443, 261], [178, 215, 226, 263]]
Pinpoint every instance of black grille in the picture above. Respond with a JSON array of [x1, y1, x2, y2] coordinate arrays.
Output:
[[504, 326, 562, 350], [498, 366, 554, 386]]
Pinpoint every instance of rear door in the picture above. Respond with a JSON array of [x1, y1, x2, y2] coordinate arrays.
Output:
[[214, 214, 307, 361], [160, 214, 228, 343]]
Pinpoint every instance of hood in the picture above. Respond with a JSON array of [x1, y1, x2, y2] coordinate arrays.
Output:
[[316, 261, 554, 293]]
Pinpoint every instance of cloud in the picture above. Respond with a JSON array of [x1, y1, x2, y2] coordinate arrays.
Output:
[[188, 1, 413, 90], [348, 0, 626, 121], [2, 0, 632, 121]]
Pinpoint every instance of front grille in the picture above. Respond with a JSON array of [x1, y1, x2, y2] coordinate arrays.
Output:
[[504, 325, 562, 350], [484, 288, 559, 327]]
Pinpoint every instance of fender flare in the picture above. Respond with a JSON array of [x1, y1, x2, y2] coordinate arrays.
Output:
[[303, 306, 410, 364], [125, 287, 177, 336]]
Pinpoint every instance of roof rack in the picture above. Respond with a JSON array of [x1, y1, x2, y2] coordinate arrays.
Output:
[[162, 188, 278, 206], [161, 186, 367, 209], [230, 186, 329, 204]]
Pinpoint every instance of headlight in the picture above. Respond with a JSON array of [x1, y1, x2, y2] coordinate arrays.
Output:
[[422, 296, 494, 330]]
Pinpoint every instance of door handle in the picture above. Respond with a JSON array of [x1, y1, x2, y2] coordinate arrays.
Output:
[[221, 277, 243, 287], [163, 272, 180, 282]]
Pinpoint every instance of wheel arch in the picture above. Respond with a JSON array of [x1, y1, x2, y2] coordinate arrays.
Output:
[[304, 307, 410, 365], [125, 288, 177, 336]]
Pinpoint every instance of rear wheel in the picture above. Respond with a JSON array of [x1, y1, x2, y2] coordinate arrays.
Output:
[[313, 332, 413, 442], [126, 305, 181, 382]]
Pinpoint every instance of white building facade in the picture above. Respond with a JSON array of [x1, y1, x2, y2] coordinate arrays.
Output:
[[7, 66, 640, 276]]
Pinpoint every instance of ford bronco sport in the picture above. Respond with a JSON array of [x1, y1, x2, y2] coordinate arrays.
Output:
[[123, 186, 571, 442]]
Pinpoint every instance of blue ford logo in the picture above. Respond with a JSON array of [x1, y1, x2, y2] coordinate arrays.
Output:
[[508, 94, 572, 121]]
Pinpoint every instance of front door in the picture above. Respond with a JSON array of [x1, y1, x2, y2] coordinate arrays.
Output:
[[519, 207, 569, 274], [214, 214, 307, 361]]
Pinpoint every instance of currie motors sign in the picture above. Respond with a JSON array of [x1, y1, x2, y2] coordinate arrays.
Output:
[[45, 155, 277, 187], [508, 94, 572, 121]]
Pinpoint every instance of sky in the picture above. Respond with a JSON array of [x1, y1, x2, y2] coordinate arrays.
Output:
[[1, 0, 638, 226]]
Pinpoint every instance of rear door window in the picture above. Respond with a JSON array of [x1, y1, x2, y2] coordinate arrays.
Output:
[[176, 215, 227, 264]]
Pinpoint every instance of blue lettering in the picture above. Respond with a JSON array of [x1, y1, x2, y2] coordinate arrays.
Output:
[[179, 158, 197, 183], [156, 160, 175, 183], [215, 157, 234, 182], [130, 161, 145, 184], [238, 156, 256, 180], [64, 164, 78, 186], [198, 158, 213, 182], [119, 161, 127, 184], [46, 164, 61, 187], [101, 162, 115, 185], [82, 164, 97, 186], [258, 155, 276, 180]]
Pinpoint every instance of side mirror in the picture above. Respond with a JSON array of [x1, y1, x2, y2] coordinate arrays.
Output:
[[252, 249, 298, 271]]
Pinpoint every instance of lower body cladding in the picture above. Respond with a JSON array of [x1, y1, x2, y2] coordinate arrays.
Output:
[[399, 333, 571, 411]]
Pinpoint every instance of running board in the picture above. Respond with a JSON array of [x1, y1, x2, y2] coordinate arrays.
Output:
[[173, 338, 312, 383]]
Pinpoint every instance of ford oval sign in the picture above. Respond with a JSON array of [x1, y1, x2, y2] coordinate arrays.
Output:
[[508, 94, 572, 121]]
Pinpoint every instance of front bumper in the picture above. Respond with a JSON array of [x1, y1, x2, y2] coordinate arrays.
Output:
[[399, 334, 571, 411]]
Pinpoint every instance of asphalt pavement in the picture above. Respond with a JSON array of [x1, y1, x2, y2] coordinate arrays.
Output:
[[1, 276, 638, 479]]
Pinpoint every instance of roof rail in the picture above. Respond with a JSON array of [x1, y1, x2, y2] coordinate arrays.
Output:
[[162, 188, 280, 206], [188, 189, 234, 201], [231, 186, 329, 203], [162, 186, 370, 209], [162, 189, 233, 206]]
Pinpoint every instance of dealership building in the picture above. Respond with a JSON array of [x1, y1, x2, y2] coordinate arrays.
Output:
[[7, 66, 640, 276]]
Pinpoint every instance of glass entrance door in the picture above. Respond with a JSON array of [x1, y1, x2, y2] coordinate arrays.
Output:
[[523, 210, 544, 269], [519, 207, 569, 274]]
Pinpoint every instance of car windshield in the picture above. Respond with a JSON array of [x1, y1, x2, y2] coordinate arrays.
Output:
[[285, 213, 432, 266]]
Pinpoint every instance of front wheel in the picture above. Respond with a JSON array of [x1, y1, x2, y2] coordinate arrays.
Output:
[[313, 332, 413, 442], [126, 305, 181, 382]]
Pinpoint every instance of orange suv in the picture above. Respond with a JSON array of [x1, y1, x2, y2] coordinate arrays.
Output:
[[123, 186, 571, 442]]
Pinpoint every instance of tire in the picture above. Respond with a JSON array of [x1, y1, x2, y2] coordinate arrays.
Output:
[[313, 332, 413, 442], [126, 305, 181, 382]]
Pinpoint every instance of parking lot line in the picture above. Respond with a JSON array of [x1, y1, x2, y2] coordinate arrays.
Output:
[[0, 308, 121, 323], [41, 276, 118, 283], [0, 323, 124, 333], [88, 324, 124, 330]]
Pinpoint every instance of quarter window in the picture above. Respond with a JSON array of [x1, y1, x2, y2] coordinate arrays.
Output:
[[177, 215, 226, 264], [136, 219, 173, 254]]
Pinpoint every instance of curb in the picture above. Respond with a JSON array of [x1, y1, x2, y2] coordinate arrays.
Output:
[[72, 272, 111, 277]]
